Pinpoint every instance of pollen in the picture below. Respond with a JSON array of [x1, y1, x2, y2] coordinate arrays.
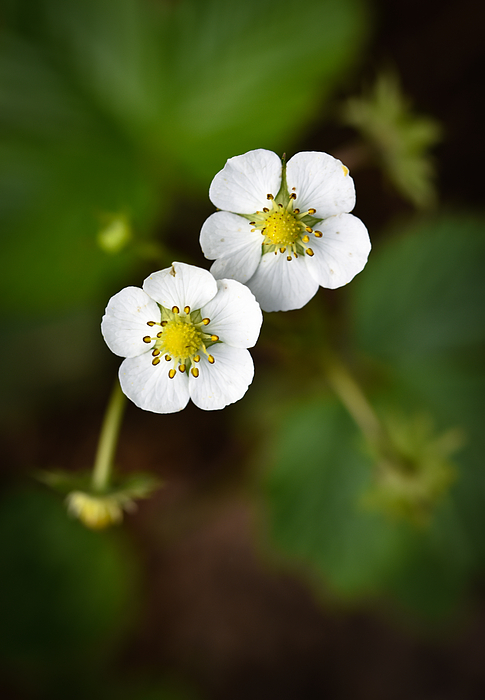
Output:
[[263, 210, 301, 246], [159, 319, 202, 360]]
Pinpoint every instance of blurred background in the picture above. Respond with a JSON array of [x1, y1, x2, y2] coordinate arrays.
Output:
[[1, 0, 485, 698]]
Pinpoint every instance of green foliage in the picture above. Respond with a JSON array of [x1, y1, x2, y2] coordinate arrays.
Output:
[[0, 486, 137, 687], [343, 72, 442, 207], [260, 213, 485, 620]]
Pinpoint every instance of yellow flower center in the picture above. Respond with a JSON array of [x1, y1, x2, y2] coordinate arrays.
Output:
[[249, 193, 321, 261], [159, 318, 202, 359], [143, 307, 218, 378], [263, 210, 301, 246]]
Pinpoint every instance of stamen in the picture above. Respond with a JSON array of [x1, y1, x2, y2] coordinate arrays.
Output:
[[308, 208, 316, 215], [289, 192, 297, 200], [161, 320, 168, 326], [278, 203, 283, 208], [191, 367, 199, 378], [210, 334, 219, 342], [165, 355, 172, 361], [306, 248, 314, 257], [157, 331, 163, 338], [143, 336, 152, 343], [280, 247, 286, 253], [287, 255, 292, 261], [147, 321, 156, 327], [263, 207, 269, 213], [172, 306, 179, 314], [152, 357, 160, 366], [202, 318, 210, 325], [267, 194, 274, 200], [193, 355, 200, 362], [184, 306, 190, 314], [179, 364, 186, 373], [168, 369, 176, 379], [302, 235, 310, 243], [293, 208, 300, 214], [305, 227, 313, 233], [208, 355, 215, 364], [152, 348, 160, 356], [314, 231, 323, 238]]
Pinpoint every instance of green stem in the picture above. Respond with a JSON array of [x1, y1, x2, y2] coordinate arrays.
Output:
[[323, 351, 384, 448], [91, 381, 126, 493]]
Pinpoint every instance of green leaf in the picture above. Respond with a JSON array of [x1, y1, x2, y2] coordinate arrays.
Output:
[[0, 486, 137, 680], [260, 397, 410, 598], [352, 214, 485, 360]]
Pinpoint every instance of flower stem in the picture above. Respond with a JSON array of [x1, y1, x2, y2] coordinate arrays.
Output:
[[91, 381, 126, 493], [323, 351, 384, 448]]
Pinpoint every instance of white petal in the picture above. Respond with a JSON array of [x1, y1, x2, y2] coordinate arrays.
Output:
[[286, 151, 356, 219], [200, 211, 262, 283], [119, 353, 190, 414], [306, 214, 371, 289], [246, 252, 319, 312], [200, 279, 263, 348], [189, 344, 254, 411], [101, 286, 160, 358], [143, 262, 217, 312], [209, 149, 282, 214]]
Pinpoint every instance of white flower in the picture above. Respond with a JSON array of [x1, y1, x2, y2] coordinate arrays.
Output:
[[101, 262, 262, 413], [200, 149, 371, 312]]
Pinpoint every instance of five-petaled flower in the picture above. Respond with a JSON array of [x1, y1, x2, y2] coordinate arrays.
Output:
[[101, 262, 263, 413], [200, 149, 371, 312]]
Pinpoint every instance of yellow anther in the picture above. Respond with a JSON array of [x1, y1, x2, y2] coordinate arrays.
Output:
[[263, 207, 269, 213], [179, 364, 186, 373], [305, 227, 313, 233], [191, 367, 199, 378], [306, 248, 314, 257], [308, 208, 316, 214], [143, 336, 152, 343], [168, 369, 176, 379], [294, 208, 300, 214], [157, 331, 163, 338], [314, 231, 323, 238], [147, 321, 156, 327], [267, 194, 274, 200], [165, 355, 172, 361], [280, 247, 286, 253], [287, 255, 292, 261], [208, 355, 215, 364], [289, 192, 297, 200], [194, 355, 200, 362], [210, 334, 219, 342], [172, 306, 179, 314], [161, 320, 168, 326], [202, 318, 210, 325], [152, 348, 160, 356], [302, 235, 310, 243], [152, 357, 160, 366], [184, 306, 190, 314]]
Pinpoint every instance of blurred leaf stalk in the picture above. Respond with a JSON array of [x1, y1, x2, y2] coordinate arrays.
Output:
[[324, 351, 460, 525]]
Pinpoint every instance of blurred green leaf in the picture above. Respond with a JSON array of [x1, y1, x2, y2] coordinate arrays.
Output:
[[349, 213, 485, 606], [0, 486, 137, 682], [260, 397, 410, 598], [353, 215, 485, 360]]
